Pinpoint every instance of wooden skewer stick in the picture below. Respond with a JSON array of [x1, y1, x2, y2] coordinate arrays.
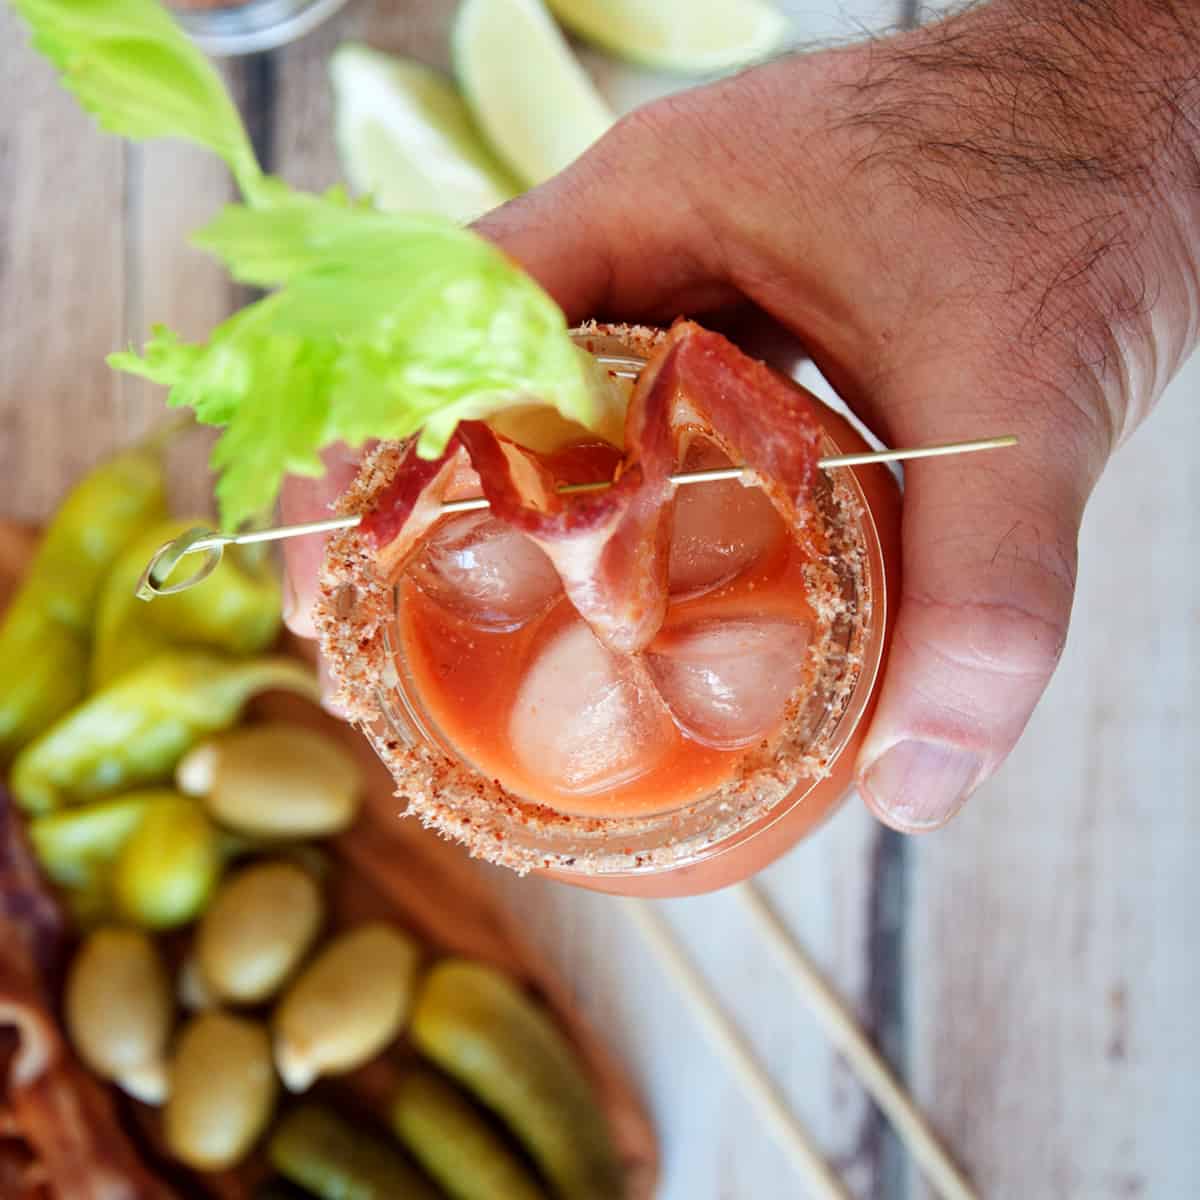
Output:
[[135, 434, 1017, 599], [735, 882, 979, 1200], [625, 900, 853, 1200]]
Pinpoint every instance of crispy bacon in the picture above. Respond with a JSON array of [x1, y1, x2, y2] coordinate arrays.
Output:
[[362, 440, 476, 582], [361, 321, 823, 653], [660, 322, 822, 525]]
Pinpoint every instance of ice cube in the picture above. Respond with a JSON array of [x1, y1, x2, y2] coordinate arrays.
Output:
[[669, 472, 785, 599], [645, 618, 811, 750], [509, 621, 673, 795], [411, 513, 562, 631]]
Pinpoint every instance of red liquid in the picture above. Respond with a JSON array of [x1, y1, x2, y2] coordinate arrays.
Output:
[[398, 493, 821, 819]]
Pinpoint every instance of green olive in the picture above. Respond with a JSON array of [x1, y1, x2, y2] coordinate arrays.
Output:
[[111, 794, 221, 930], [64, 927, 171, 1104], [197, 861, 323, 1006], [165, 1011, 278, 1171], [177, 722, 361, 839], [273, 923, 421, 1092]]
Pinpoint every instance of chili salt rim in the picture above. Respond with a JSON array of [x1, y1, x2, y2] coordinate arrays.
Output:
[[314, 323, 873, 876]]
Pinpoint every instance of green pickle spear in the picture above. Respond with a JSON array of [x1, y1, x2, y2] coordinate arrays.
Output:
[[270, 1104, 443, 1200], [411, 960, 623, 1200], [391, 1066, 548, 1200], [0, 443, 167, 758], [10, 652, 318, 813], [92, 517, 282, 689]]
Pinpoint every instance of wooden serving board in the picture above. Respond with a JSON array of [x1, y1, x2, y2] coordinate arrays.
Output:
[[0, 520, 658, 1200]]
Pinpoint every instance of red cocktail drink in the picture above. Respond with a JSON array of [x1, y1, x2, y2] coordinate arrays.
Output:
[[318, 324, 899, 896]]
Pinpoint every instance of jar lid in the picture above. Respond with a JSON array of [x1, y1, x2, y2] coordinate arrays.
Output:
[[171, 0, 353, 56]]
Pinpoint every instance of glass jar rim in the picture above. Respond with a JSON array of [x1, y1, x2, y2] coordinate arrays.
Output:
[[354, 332, 890, 879]]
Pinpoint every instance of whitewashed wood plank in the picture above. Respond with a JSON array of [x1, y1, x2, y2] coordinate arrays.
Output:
[[273, 20, 349, 195], [128, 135, 238, 516], [905, 352, 1200, 1200], [0, 16, 242, 520], [0, 7, 126, 520], [271, 1, 455, 198]]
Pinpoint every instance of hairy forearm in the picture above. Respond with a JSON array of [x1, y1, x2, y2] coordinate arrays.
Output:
[[822, 0, 1200, 434], [874, 0, 1200, 210]]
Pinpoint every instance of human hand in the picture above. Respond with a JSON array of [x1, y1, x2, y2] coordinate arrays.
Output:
[[283, 0, 1199, 831]]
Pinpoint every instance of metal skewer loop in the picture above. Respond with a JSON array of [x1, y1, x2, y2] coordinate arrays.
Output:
[[136, 526, 223, 601]]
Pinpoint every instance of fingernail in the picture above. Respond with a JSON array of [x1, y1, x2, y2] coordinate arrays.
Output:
[[860, 740, 983, 831]]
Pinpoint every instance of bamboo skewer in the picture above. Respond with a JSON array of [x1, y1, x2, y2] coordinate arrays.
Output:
[[625, 900, 852, 1200], [734, 882, 978, 1200], [629, 890, 979, 1200], [135, 434, 1017, 600]]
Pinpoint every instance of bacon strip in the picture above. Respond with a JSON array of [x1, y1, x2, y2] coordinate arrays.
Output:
[[363, 439, 478, 582], [361, 322, 822, 654], [660, 322, 822, 526]]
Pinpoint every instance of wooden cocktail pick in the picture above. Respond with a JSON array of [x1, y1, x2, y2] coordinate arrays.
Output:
[[134, 433, 1017, 601]]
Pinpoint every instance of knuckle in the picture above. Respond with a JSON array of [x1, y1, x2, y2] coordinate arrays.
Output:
[[606, 91, 735, 183], [887, 493, 1081, 747], [905, 590, 1068, 685], [610, 92, 696, 148], [983, 336, 1120, 478], [904, 512, 1076, 689]]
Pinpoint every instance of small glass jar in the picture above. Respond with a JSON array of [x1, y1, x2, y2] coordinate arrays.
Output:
[[170, 0, 352, 56], [327, 330, 901, 898]]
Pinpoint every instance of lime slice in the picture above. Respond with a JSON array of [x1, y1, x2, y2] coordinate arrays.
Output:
[[453, 0, 615, 187], [330, 44, 520, 223], [544, 0, 789, 73]]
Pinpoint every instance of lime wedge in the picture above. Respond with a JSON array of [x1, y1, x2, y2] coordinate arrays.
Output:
[[545, 0, 789, 73], [453, 0, 615, 187], [330, 44, 520, 223]]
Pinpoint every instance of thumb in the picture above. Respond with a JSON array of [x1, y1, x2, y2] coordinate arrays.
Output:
[[855, 375, 1102, 832], [472, 99, 739, 322]]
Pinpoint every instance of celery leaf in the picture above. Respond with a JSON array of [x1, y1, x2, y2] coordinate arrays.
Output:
[[113, 194, 591, 528]]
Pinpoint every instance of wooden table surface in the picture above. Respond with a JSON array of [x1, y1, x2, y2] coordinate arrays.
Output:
[[2, 2, 1197, 1197]]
